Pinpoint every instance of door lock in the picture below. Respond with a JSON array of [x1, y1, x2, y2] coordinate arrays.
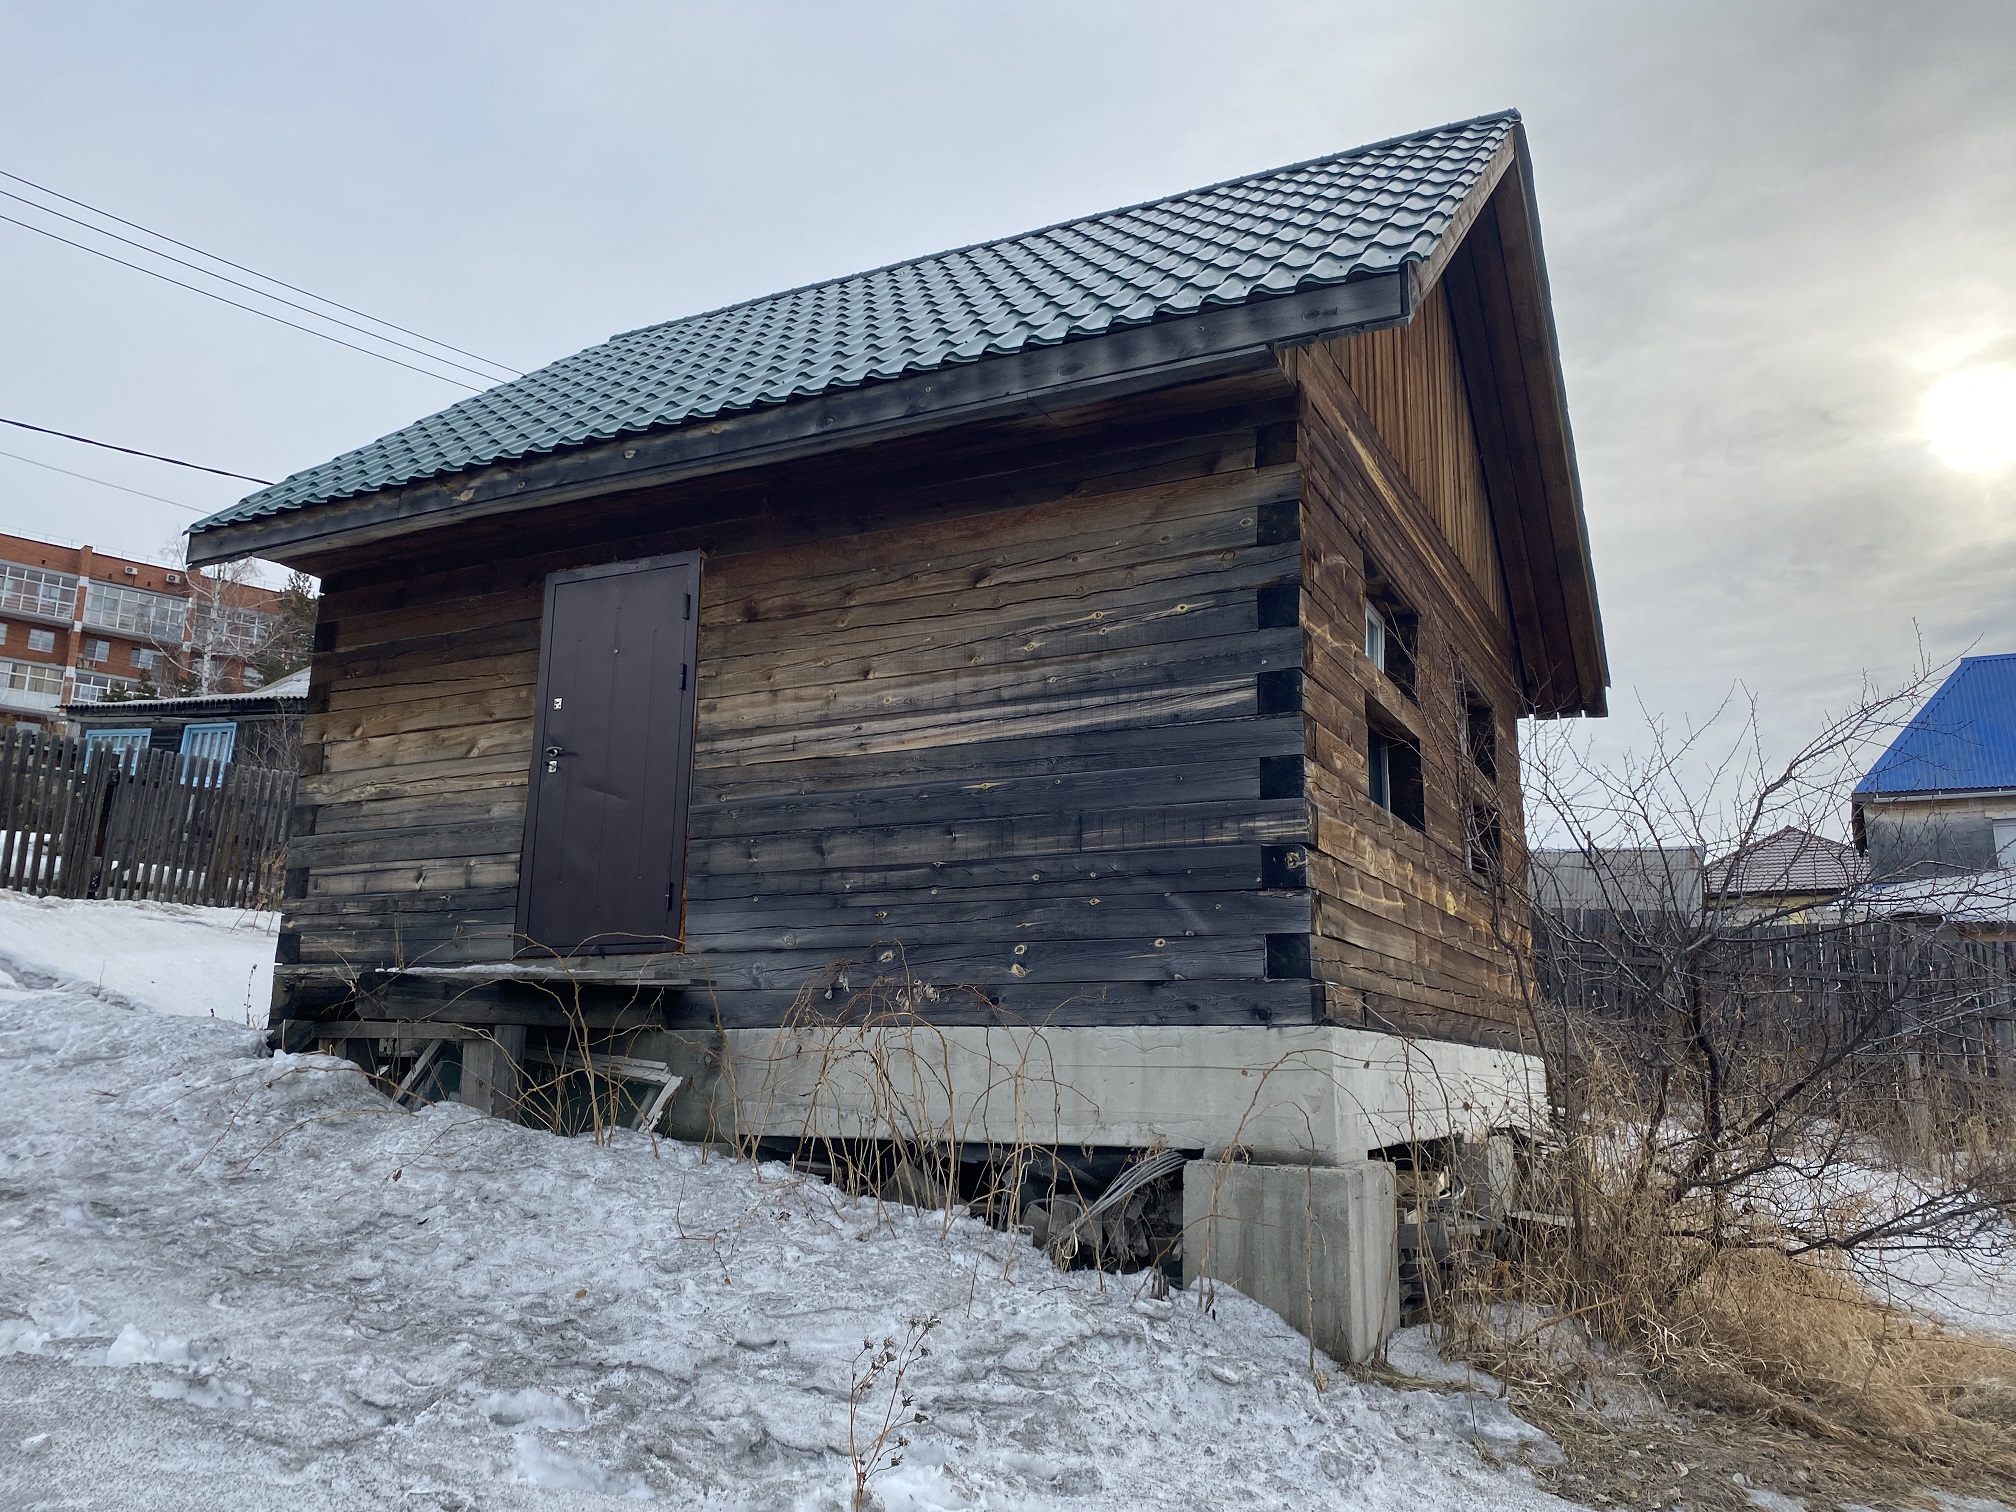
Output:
[[544, 745, 568, 773]]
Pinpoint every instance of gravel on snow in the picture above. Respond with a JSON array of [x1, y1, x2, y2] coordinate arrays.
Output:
[[0, 935, 1582, 1511]]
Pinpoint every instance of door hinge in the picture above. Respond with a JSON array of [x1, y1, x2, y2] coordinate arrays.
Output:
[[684, 591, 692, 620], [681, 663, 688, 690]]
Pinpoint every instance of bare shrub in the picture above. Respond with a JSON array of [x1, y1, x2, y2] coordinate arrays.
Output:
[[1442, 666, 2016, 1479]]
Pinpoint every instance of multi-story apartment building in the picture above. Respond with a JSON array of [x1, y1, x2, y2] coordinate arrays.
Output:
[[0, 533, 281, 729]]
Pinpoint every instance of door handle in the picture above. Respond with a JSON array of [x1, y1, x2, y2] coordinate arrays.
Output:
[[544, 745, 567, 773]]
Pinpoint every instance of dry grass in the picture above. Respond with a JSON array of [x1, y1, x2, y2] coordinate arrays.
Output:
[[1435, 1104, 2016, 1497]]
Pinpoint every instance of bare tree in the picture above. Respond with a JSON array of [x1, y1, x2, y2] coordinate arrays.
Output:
[[1463, 665, 2016, 1463]]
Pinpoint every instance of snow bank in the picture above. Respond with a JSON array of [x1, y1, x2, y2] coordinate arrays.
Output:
[[0, 891, 274, 1022], [0, 930, 1582, 1511]]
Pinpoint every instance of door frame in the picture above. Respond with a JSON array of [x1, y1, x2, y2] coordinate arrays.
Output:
[[514, 549, 703, 958]]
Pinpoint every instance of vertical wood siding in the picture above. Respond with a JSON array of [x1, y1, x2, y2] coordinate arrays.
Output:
[[1333, 282, 1504, 619]]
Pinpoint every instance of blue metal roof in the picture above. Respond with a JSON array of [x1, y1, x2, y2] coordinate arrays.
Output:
[[190, 112, 1518, 534], [1856, 654, 2016, 797]]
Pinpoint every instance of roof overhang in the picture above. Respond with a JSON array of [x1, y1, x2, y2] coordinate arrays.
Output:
[[185, 274, 1408, 570], [1855, 787, 2016, 805], [1419, 124, 1607, 718]]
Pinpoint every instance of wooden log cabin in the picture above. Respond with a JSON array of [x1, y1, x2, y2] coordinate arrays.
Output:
[[188, 111, 1606, 1171]]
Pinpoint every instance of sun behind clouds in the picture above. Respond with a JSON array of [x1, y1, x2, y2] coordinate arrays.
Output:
[[1921, 363, 2016, 473]]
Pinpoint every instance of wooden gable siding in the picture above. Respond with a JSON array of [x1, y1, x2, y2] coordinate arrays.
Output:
[[1333, 282, 1504, 619], [1284, 334, 1533, 1051], [282, 390, 1324, 1028]]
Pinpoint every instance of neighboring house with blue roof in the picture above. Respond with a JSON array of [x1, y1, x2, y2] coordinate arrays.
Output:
[[181, 111, 1605, 1347], [1854, 655, 2016, 880]]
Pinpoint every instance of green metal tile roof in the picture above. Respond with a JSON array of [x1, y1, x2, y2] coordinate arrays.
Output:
[[194, 112, 1517, 534]]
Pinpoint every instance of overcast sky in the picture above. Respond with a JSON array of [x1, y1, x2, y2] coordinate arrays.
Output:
[[2, 0, 2012, 776]]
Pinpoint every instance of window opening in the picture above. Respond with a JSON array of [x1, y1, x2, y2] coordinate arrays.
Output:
[[1995, 819, 2016, 870], [26, 628, 55, 654], [1361, 557, 1417, 699], [1464, 805, 1503, 881], [1461, 688, 1497, 781], [179, 722, 237, 769], [83, 729, 149, 770], [1367, 708, 1425, 831]]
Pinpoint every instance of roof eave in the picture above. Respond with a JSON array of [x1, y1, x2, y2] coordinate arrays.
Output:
[[1424, 123, 1609, 720], [186, 274, 1410, 570]]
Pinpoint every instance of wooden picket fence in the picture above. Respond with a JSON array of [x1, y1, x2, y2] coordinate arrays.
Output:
[[0, 726, 293, 908], [1536, 906, 2016, 1088]]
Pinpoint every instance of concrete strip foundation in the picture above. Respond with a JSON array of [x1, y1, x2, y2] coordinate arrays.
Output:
[[1182, 1159, 1400, 1365], [646, 1023, 1542, 1163]]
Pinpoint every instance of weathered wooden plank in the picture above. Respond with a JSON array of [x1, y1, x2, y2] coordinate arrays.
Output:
[[666, 977, 1324, 1029], [686, 889, 1311, 949], [692, 714, 1302, 803], [691, 797, 1310, 877], [689, 758, 1264, 840], [287, 818, 525, 868], [685, 844, 1270, 903]]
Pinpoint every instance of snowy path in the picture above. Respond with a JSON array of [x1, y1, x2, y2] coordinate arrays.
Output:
[[0, 927, 1580, 1511], [0, 891, 276, 1024]]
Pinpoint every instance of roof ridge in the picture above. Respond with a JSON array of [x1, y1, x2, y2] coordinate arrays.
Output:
[[605, 109, 1522, 345]]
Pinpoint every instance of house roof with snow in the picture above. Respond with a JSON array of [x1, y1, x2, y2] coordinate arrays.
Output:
[[1856, 655, 2016, 799], [63, 666, 310, 720]]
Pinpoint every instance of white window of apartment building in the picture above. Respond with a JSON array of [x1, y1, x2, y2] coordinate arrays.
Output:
[[83, 580, 188, 641], [0, 622, 8, 643], [131, 646, 163, 672], [0, 564, 76, 620], [70, 671, 137, 704], [0, 661, 63, 696], [81, 637, 112, 666], [26, 627, 55, 653]]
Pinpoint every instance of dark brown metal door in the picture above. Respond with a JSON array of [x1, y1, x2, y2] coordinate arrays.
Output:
[[517, 553, 700, 956]]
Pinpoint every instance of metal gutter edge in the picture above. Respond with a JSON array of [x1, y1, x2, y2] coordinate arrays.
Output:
[[186, 274, 1408, 567]]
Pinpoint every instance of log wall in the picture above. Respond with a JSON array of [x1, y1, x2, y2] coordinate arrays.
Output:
[[280, 324, 1539, 1051], [1285, 309, 1533, 1050], [282, 388, 1324, 1028]]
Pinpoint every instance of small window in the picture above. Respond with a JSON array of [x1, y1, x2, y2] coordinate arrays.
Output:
[[0, 623, 8, 644], [1464, 805, 1503, 881], [1367, 714, 1425, 830], [26, 627, 55, 654], [83, 729, 149, 770], [1362, 557, 1417, 699], [82, 637, 111, 666], [1462, 690, 1497, 781], [1996, 820, 2016, 870], [179, 722, 237, 766], [130, 647, 163, 671]]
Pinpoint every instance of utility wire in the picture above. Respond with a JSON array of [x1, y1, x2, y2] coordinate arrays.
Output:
[[0, 168, 522, 379], [0, 417, 272, 485], [0, 188, 516, 385], [0, 211, 484, 391], [0, 446, 206, 512]]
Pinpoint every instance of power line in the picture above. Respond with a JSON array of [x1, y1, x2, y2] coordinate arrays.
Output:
[[0, 212, 484, 391], [0, 417, 272, 484], [0, 168, 523, 379], [0, 446, 207, 512], [0, 187, 517, 385]]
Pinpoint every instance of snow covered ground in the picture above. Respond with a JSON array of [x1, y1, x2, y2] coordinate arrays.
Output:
[[0, 901, 1580, 1511], [0, 890, 275, 1024]]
